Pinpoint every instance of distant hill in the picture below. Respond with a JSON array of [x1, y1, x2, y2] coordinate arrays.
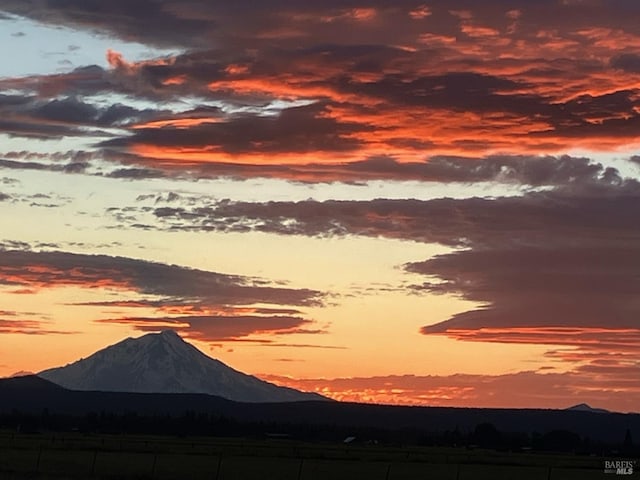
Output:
[[1, 376, 638, 444], [567, 403, 610, 414], [38, 330, 325, 403]]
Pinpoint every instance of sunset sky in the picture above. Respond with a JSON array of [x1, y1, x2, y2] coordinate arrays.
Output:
[[1, 0, 639, 412]]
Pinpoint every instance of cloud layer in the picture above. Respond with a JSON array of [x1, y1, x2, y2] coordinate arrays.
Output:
[[101, 163, 640, 380], [0, 249, 324, 342], [261, 369, 640, 412], [2, 1, 640, 180]]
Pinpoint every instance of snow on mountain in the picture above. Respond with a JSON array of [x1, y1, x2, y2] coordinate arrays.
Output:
[[39, 330, 326, 403]]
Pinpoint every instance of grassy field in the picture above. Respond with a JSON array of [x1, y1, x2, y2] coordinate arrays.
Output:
[[0, 430, 620, 479]]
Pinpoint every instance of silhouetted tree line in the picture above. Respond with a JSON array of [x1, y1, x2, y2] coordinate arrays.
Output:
[[1, 409, 637, 456], [415, 422, 637, 456]]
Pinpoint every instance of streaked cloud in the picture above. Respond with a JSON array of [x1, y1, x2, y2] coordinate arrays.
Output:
[[261, 370, 640, 412], [1, 1, 639, 180], [101, 166, 640, 382], [0, 249, 325, 340], [95, 314, 320, 342], [0, 249, 323, 306]]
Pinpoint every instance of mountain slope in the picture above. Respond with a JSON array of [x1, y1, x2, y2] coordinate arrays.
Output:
[[39, 330, 325, 403]]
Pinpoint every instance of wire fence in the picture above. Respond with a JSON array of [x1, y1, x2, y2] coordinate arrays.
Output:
[[0, 432, 612, 480]]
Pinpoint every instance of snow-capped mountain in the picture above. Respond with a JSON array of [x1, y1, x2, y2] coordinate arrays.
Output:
[[39, 330, 325, 403]]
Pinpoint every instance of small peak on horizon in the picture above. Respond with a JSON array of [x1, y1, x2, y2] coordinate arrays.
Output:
[[566, 403, 610, 413]]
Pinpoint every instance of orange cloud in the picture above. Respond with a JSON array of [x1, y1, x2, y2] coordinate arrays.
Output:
[[5, 1, 640, 168], [409, 5, 431, 20]]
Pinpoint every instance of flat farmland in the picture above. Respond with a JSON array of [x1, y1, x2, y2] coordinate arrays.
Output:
[[0, 431, 616, 479]]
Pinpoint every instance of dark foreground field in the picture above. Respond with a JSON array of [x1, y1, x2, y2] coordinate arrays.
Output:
[[0, 430, 630, 480], [1, 377, 637, 479]]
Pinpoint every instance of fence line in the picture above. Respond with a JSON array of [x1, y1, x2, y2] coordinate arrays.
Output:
[[0, 445, 607, 480]]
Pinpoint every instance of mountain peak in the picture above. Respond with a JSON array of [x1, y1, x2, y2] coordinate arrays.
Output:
[[38, 331, 326, 403], [159, 329, 181, 339], [155, 329, 186, 345]]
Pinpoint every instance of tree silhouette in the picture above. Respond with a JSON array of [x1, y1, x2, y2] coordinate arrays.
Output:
[[472, 422, 502, 448]]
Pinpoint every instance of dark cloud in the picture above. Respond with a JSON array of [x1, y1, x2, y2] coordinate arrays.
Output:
[[102, 102, 370, 155], [0, 94, 164, 139], [31, 96, 149, 128], [0, 250, 324, 308], [5, 1, 640, 51], [1, 1, 639, 165], [0, 158, 90, 176], [0, 119, 89, 140], [0, 0, 212, 48], [107, 153, 618, 185], [107, 168, 166, 180], [343, 154, 608, 186], [3, 150, 96, 163], [91, 43, 640, 157], [95, 314, 315, 342], [0, 189, 69, 208], [338, 71, 547, 116], [104, 172, 640, 373], [34, 96, 98, 124], [0, 249, 325, 343], [0, 94, 33, 107], [0, 240, 32, 251], [0, 65, 109, 98], [610, 53, 640, 73], [407, 246, 640, 332], [136, 180, 640, 249], [0, 151, 102, 177], [62, 162, 90, 174]]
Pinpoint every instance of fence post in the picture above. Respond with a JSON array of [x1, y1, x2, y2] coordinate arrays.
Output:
[[91, 450, 98, 474], [456, 463, 461, 480], [385, 463, 392, 480], [297, 458, 305, 480], [547, 466, 552, 480], [35, 445, 42, 472], [151, 454, 158, 477], [214, 455, 222, 480]]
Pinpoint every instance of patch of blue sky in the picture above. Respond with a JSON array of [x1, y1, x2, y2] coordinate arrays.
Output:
[[565, 149, 640, 179], [0, 13, 179, 78]]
